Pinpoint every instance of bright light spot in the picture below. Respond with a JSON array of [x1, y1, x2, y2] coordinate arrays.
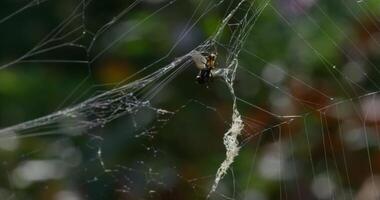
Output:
[[269, 91, 295, 115], [361, 96, 380, 121], [12, 160, 67, 188], [311, 173, 336, 199], [343, 62, 365, 83], [356, 176, 380, 200], [343, 128, 367, 150], [261, 64, 286, 84], [340, 120, 378, 150], [258, 142, 293, 180]]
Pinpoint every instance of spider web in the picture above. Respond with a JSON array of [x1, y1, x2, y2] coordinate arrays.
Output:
[[1, 0, 380, 199]]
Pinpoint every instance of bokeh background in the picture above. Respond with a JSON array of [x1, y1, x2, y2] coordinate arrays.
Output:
[[1, 0, 380, 199]]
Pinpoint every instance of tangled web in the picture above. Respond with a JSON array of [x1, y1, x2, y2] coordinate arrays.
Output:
[[1, 0, 380, 199]]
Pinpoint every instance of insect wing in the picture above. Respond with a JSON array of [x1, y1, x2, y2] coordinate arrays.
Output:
[[191, 51, 207, 70]]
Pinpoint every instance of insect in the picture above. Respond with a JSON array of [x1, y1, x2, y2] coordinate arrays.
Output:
[[191, 51, 217, 84]]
